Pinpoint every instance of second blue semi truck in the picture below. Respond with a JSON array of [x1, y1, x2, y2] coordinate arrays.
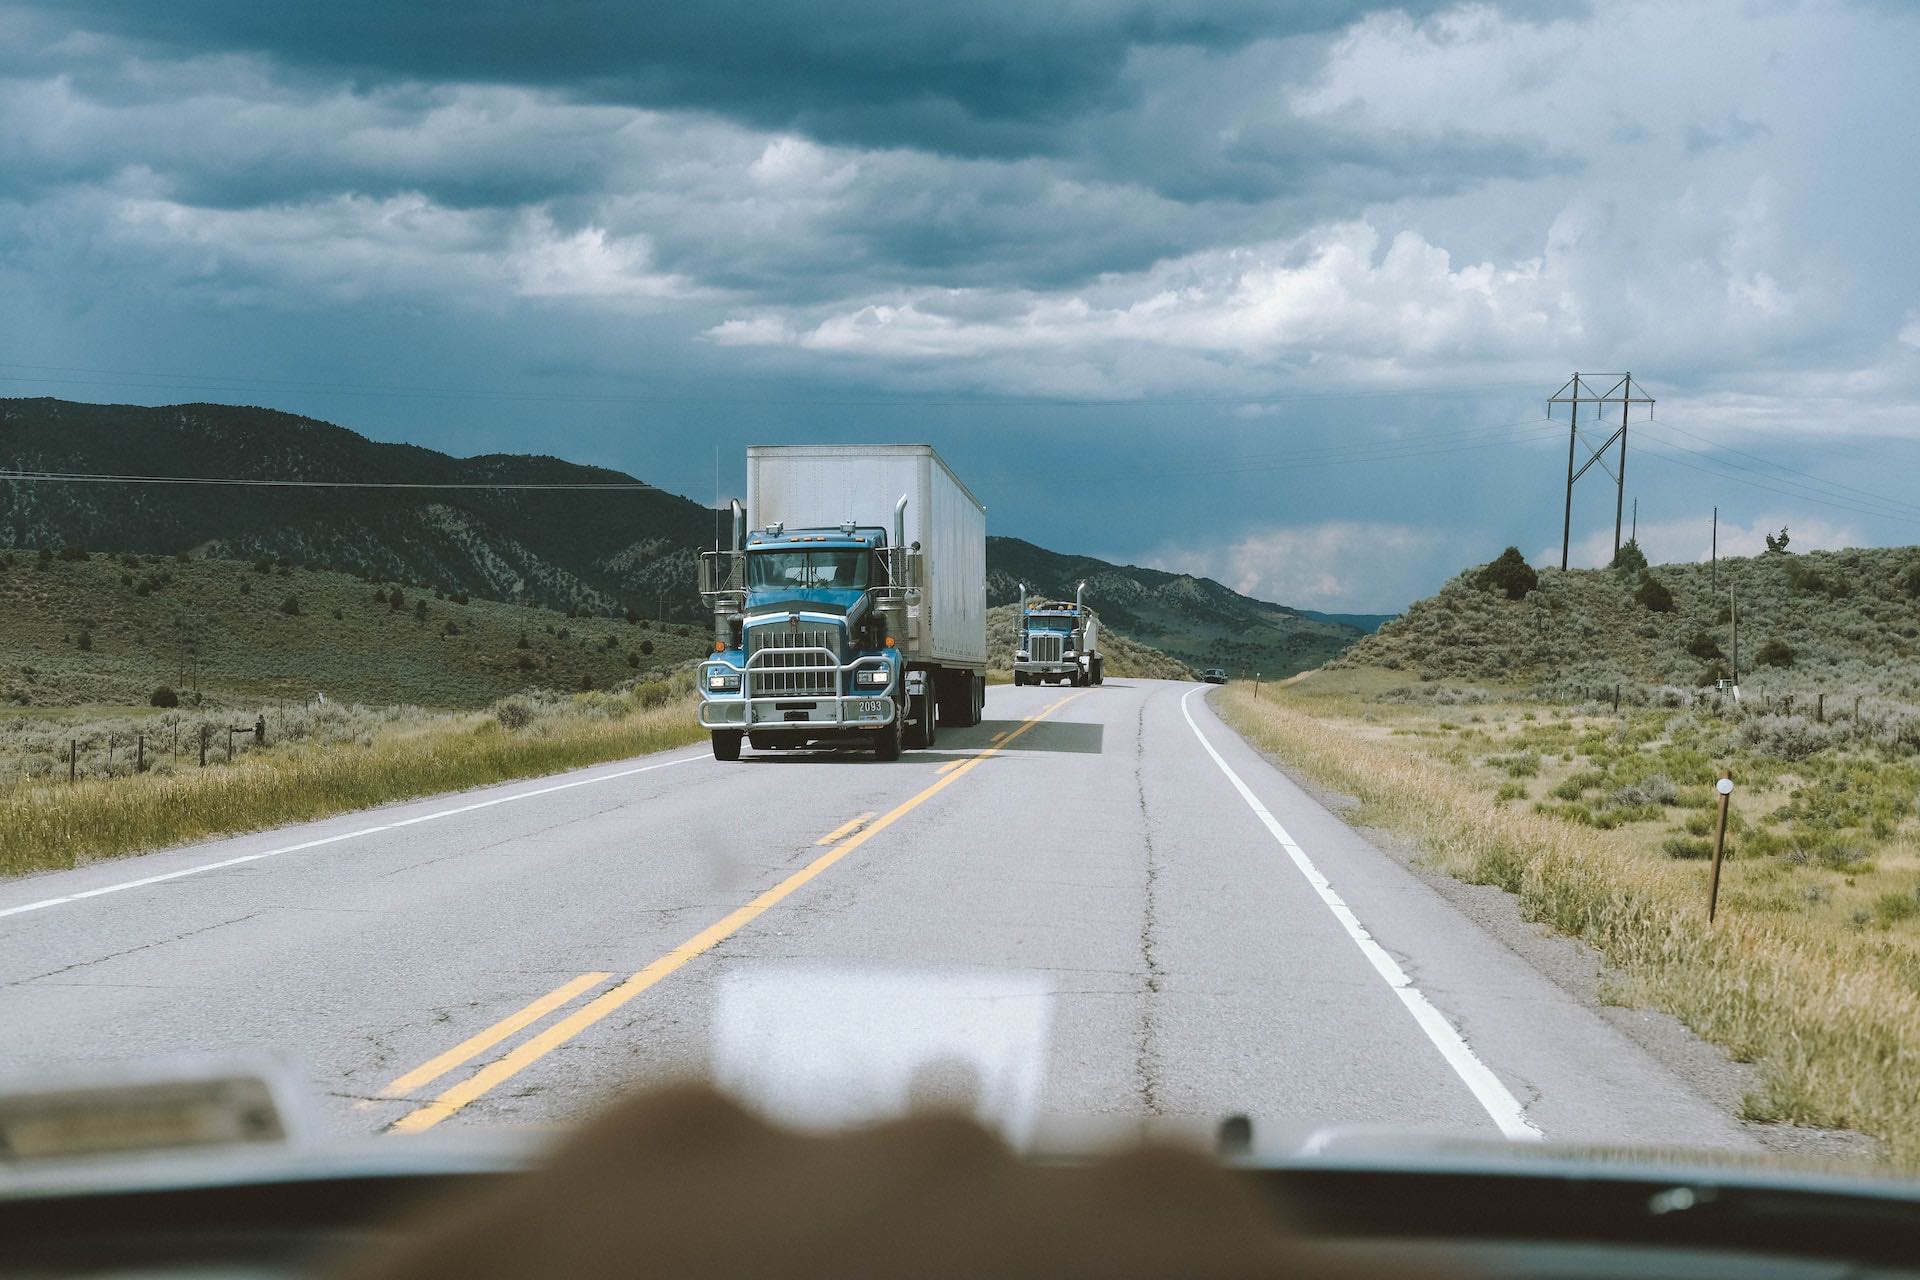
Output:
[[1012, 583, 1103, 687]]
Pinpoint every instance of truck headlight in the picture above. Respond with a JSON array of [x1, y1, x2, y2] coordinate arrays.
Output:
[[707, 671, 741, 692], [1014, 649, 1028, 661], [856, 668, 890, 687], [1063, 649, 1077, 660]]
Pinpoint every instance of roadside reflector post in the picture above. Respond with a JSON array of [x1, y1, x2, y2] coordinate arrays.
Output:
[[1708, 772, 1734, 923], [199, 725, 209, 767], [136, 732, 145, 774], [1816, 693, 1824, 723], [226, 727, 235, 764], [69, 739, 76, 784], [1254, 672, 1261, 699]]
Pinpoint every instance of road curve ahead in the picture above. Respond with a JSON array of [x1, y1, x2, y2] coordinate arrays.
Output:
[[0, 680, 1753, 1152]]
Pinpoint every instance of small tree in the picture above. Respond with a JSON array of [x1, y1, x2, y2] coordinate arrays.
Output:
[[414, 599, 429, 623], [638, 638, 655, 656], [1473, 547, 1538, 601], [1901, 561, 1920, 599], [279, 594, 301, 616], [1756, 638, 1795, 667], [76, 630, 92, 651], [1685, 632, 1723, 660], [1764, 526, 1791, 554], [149, 685, 180, 708], [1609, 538, 1648, 577], [389, 592, 405, 613], [1634, 572, 1674, 612]]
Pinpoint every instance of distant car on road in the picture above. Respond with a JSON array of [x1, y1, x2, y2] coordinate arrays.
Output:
[[1202, 668, 1228, 684]]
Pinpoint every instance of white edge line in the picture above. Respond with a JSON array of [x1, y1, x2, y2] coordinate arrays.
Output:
[[0, 753, 706, 921], [1178, 687, 1544, 1142]]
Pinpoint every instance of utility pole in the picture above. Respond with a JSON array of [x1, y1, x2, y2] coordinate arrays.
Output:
[[1630, 498, 1637, 543], [1730, 588, 1739, 683], [1547, 372, 1655, 568], [1711, 507, 1718, 592]]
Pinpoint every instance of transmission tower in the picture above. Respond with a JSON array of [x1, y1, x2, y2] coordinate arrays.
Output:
[[1547, 372, 1655, 569]]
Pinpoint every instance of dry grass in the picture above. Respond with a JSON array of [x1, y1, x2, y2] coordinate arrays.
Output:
[[1217, 676, 1920, 1167], [1, 687, 704, 877]]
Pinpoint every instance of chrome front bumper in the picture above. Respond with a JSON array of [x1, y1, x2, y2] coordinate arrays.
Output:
[[697, 651, 897, 732]]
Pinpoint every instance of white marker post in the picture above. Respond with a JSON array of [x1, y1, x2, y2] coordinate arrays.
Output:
[[1708, 773, 1734, 922]]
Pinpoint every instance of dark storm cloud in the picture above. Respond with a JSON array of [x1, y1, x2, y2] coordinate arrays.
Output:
[[34, 0, 1460, 157]]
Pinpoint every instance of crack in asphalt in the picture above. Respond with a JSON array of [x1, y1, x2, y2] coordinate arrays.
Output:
[[1132, 696, 1164, 1116], [8, 913, 262, 986]]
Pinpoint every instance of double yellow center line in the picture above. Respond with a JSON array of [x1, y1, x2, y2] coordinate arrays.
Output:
[[380, 691, 1085, 1133]]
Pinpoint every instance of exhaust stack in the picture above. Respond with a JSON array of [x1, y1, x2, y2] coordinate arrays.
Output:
[[1075, 579, 1085, 612]]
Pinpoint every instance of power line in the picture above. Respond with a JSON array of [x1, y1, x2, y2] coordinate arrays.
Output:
[[0, 469, 666, 492], [1631, 430, 1920, 528], [0, 362, 1544, 410], [1092, 416, 1560, 483], [1644, 412, 1920, 519]]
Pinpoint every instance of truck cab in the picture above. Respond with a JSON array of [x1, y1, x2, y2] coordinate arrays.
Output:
[[698, 521, 916, 760]]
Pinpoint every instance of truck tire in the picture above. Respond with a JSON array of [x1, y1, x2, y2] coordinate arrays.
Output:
[[872, 708, 903, 760], [1014, 671, 1027, 687], [970, 672, 985, 725], [905, 688, 936, 749], [711, 730, 743, 762], [1093, 657, 1105, 685], [936, 670, 970, 728]]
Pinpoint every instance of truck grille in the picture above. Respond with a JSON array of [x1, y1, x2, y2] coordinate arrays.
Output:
[[747, 623, 840, 697], [1028, 633, 1064, 663]]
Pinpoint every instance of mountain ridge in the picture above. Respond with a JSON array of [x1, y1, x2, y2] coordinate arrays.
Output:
[[4, 397, 1364, 677]]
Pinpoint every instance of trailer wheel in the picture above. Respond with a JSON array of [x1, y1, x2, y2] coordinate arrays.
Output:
[[711, 730, 743, 762], [970, 672, 985, 724]]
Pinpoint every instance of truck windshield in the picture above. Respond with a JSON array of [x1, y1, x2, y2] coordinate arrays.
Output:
[[747, 550, 870, 591]]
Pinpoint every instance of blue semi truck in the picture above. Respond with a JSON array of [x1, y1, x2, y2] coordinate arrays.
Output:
[[697, 445, 988, 761], [1012, 583, 1104, 687]]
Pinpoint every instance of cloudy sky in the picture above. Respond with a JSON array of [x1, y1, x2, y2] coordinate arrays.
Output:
[[3, 1, 1917, 611]]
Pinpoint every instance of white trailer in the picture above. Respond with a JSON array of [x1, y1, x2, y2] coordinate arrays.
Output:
[[748, 444, 988, 674]]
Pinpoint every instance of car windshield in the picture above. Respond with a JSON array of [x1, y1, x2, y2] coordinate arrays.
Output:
[[747, 550, 869, 591], [4, 0, 1918, 1234]]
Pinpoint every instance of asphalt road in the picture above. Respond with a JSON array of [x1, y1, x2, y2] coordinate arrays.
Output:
[[0, 680, 1755, 1154]]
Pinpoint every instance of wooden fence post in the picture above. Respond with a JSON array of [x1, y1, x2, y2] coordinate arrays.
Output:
[[69, 739, 76, 784]]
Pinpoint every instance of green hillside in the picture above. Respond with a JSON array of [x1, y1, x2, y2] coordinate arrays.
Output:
[[0, 549, 710, 710], [1335, 543, 1920, 702], [1, 397, 714, 620], [987, 536, 1362, 679]]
